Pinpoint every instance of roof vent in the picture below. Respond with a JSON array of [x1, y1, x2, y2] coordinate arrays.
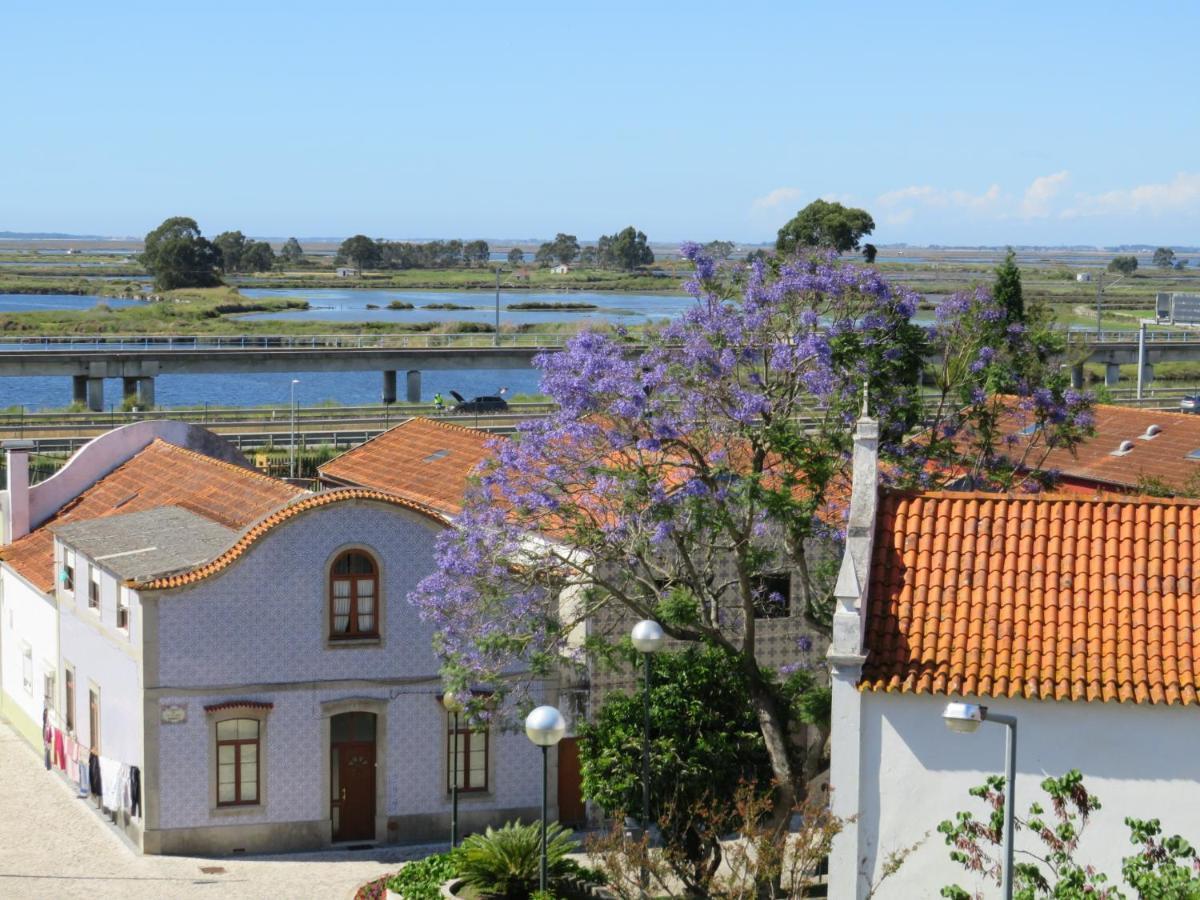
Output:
[[1140, 424, 1162, 440], [1112, 440, 1136, 456]]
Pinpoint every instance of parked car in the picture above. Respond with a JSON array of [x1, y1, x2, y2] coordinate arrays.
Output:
[[1181, 395, 1200, 414], [449, 390, 509, 414]]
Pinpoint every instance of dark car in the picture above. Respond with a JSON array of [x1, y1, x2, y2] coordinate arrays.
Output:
[[1181, 395, 1200, 414], [449, 390, 509, 414]]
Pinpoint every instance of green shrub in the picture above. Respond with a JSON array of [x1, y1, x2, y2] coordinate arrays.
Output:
[[384, 850, 461, 899], [458, 820, 577, 899]]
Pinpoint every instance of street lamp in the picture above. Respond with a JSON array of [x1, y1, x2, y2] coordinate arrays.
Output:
[[289, 379, 300, 479], [525, 704, 566, 894], [444, 691, 464, 849], [943, 702, 1018, 900], [631, 620, 665, 841]]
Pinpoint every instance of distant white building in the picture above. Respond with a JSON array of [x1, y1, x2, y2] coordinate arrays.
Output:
[[550, 264, 570, 275], [336, 266, 360, 278], [1076, 272, 1092, 282]]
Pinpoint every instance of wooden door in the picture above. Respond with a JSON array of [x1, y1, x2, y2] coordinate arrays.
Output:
[[331, 712, 377, 842], [556, 737, 585, 826]]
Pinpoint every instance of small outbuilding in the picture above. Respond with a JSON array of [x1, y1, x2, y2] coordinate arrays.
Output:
[[549, 264, 570, 275], [1076, 272, 1093, 282], [335, 266, 360, 278]]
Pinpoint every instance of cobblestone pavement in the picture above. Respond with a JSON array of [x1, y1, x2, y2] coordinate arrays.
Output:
[[0, 720, 442, 899]]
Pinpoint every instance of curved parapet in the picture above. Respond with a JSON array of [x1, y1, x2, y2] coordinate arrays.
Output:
[[27, 421, 252, 530]]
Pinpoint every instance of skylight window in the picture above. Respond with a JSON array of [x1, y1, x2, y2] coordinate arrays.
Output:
[[1188, 449, 1200, 461], [423, 449, 450, 462], [1018, 424, 1041, 436]]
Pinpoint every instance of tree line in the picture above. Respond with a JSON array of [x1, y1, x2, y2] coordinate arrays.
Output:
[[334, 236, 491, 271]]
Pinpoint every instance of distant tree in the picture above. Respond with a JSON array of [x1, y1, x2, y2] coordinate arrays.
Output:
[[337, 234, 382, 270], [240, 240, 276, 272], [703, 239, 736, 261], [1176, 259, 1189, 270], [744, 248, 770, 264], [577, 245, 598, 266], [776, 199, 875, 254], [863, 243, 878, 264], [279, 237, 304, 264], [141, 216, 222, 291], [1154, 246, 1177, 268], [533, 243, 557, 267], [463, 240, 491, 267], [599, 226, 654, 270], [213, 230, 247, 273], [1108, 254, 1139, 276], [993, 248, 1024, 324], [552, 233, 580, 265], [506, 246, 526, 265]]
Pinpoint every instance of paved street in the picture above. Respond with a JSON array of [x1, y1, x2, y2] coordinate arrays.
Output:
[[0, 720, 438, 899]]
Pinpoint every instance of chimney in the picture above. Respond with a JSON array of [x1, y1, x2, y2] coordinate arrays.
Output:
[[828, 410, 879, 663], [4, 440, 34, 544]]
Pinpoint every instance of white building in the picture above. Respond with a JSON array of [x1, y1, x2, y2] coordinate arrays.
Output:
[[826, 414, 1200, 898], [0, 422, 548, 854], [549, 264, 570, 275], [336, 266, 360, 278]]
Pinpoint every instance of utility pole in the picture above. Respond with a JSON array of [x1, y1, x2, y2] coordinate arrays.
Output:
[[494, 267, 501, 347]]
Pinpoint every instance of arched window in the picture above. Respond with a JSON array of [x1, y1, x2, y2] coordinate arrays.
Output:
[[330, 550, 379, 640]]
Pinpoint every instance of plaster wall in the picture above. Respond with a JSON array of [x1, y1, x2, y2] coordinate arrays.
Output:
[[849, 692, 1200, 899], [0, 567, 57, 744], [57, 541, 143, 767]]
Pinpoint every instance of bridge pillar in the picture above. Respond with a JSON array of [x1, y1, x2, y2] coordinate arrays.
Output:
[[1070, 364, 1085, 389], [137, 377, 155, 408], [72, 375, 87, 406], [381, 370, 397, 405], [406, 370, 421, 404], [122, 377, 139, 405], [86, 378, 104, 412], [1105, 363, 1122, 387], [1141, 364, 1154, 386]]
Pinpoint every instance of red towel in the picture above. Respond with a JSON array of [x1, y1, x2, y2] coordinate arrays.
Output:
[[53, 728, 67, 770]]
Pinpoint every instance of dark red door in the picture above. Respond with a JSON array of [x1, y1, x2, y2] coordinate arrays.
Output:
[[331, 712, 377, 842], [556, 737, 585, 826]]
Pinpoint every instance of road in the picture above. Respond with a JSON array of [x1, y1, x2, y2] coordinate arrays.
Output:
[[0, 719, 437, 899]]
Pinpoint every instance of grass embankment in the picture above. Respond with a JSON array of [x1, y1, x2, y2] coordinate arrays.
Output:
[[0, 285, 607, 338]]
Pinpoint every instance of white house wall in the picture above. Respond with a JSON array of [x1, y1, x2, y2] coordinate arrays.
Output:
[[57, 542, 143, 770], [853, 692, 1200, 899], [0, 566, 57, 745]]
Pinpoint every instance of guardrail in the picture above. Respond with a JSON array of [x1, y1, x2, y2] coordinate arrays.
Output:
[[0, 333, 576, 351], [1065, 329, 1200, 344]]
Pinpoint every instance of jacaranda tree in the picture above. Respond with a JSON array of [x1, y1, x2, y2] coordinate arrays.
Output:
[[409, 245, 1093, 830]]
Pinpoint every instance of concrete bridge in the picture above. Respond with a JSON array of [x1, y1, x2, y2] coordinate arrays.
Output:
[[0, 333, 576, 410], [4, 327, 1200, 410]]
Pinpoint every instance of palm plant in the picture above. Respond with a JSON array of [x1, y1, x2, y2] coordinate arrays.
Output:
[[457, 820, 577, 898]]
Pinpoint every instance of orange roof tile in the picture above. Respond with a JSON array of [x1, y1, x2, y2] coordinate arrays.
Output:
[[993, 401, 1200, 492], [860, 490, 1200, 706], [131, 488, 448, 590], [318, 418, 498, 516], [0, 440, 305, 593]]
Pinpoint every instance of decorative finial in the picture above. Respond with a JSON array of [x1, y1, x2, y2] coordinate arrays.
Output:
[[861, 381, 870, 417]]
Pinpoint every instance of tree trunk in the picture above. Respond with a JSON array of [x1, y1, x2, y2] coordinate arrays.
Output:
[[743, 661, 798, 834]]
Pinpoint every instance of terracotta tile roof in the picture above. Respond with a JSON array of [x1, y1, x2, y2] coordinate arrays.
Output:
[[860, 490, 1200, 706], [993, 401, 1200, 492], [0, 440, 305, 593], [318, 418, 498, 516], [130, 488, 449, 590]]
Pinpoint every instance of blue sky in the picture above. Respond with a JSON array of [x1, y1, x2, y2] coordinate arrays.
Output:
[[3, 1, 1198, 246]]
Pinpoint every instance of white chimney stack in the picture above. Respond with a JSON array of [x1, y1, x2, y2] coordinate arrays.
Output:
[[4, 440, 34, 544]]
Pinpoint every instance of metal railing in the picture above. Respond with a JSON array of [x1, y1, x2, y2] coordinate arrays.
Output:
[[1065, 329, 1200, 345], [0, 332, 576, 352]]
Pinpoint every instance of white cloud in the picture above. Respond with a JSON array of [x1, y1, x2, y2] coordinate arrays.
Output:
[[876, 183, 1001, 210], [1020, 170, 1069, 218], [1062, 172, 1200, 218], [751, 186, 804, 210]]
